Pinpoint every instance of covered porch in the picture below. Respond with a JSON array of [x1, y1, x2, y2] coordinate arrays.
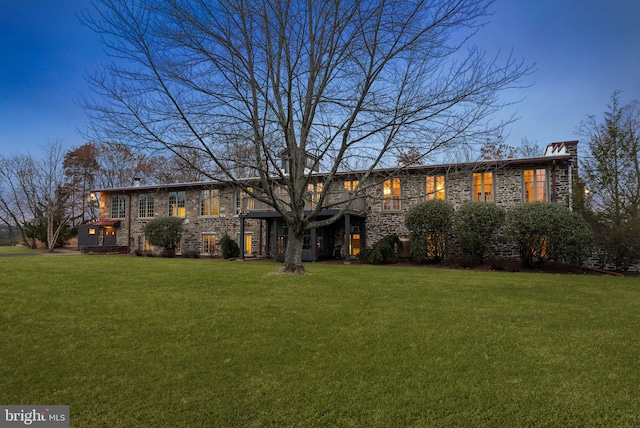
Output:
[[239, 210, 366, 263]]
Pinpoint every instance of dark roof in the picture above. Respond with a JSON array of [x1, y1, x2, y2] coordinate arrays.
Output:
[[92, 146, 575, 193], [81, 220, 121, 227]]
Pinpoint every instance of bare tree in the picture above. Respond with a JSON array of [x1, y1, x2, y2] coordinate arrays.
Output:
[[64, 143, 100, 225], [83, 0, 530, 273], [0, 141, 72, 251], [93, 142, 158, 188]]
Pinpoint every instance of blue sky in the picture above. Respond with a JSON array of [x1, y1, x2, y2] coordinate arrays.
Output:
[[1, 0, 639, 157]]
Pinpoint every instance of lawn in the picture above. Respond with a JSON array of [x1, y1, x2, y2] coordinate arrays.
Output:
[[1, 255, 639, 427]]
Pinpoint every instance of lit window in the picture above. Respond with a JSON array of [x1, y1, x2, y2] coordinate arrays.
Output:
[[383, 178, 401, 211], [168, 191, 186, 217], [200, 188, 219, 216], [344, 180, 359, 191], [138, 193, 154, 218], [202, 234, 215, 255], [88, 228, 96, 235], [110, 195, 126, 219], [144, 237, 154, 252], [426, 175, 445, 201], [524, 169, 547, 202], [235, 187, 254, 214], [307, 182, 323, 205], [244, 234, 252, 255], [473, 172, 493, 202]]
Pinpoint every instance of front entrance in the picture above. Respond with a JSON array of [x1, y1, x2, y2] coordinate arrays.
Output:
[[102, 227, 117, 246]]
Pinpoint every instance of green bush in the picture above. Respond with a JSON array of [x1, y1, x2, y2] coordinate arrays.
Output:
[[220, 234, 240, 259], [505, 202, 593, 268], [361, 234, 400, 264], [453, 202, 505, 264], [143, 216, 184, 258], [405, 200, 454, 262]]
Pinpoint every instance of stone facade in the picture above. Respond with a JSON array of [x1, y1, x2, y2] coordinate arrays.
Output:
[[90, 141, 579, 261]]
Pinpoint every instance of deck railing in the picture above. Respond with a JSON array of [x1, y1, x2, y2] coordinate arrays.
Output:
[[241, 189, 366, 213]]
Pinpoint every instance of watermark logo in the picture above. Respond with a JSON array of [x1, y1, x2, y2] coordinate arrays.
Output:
[[0, 406, 68, 428]]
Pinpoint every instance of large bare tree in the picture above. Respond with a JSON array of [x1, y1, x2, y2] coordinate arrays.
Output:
[[0, 142, 72, 251], [83, 0, 530, 273]]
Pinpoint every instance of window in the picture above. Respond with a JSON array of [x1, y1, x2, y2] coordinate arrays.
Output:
[[110, 195, 126, 219], [138, 193, 154, 218], [277, 224, 288, 254], [524, 169, 547, 202], [346, 226, 361, 256], [308, 182, 323, 206], [202, 234, 215, 255], [344, 180, 359, 191], [426, 175, 445, 201], [143, 236, 154, 252], [200, 188, 219, 216], [302, 230, 313, 251], [168, 191, 186, 217], [473, 172, 493, 202], [244, 234, 252, 255], [88, 228, 96, 235], [426, 234, 446, 259], [383, 178, 401, 211], [235, 187, 254, 214]]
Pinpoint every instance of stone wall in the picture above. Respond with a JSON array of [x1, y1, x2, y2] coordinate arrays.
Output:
[[100, 186, 263, 256]]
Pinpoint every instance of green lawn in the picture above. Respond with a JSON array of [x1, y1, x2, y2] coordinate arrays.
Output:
[[1, 255, 639, 427]]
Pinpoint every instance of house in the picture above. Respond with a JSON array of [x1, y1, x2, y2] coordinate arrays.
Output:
[[81, 141, 578, 261]]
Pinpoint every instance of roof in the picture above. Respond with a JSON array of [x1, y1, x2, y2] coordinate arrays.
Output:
[[92, 141, 577, 193], [81, 220, 122, 227]]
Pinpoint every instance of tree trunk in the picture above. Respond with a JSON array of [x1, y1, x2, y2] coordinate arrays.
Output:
[[279, 228, 306, 275]]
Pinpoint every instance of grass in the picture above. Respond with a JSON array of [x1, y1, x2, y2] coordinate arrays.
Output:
[[1, 255, 639, 427], [0, 245, 43, 254]]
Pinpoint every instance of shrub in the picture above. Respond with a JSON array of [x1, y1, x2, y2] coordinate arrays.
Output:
[[405, 200, 454, 262], [182, 250, 201, 259], [593, 219, 640, 271], [505, 202, 593, 268], [453, 202, 505, 264], [220, 234, 240, 259], [143, 216, 184, 258], [361, 234, 400, 264]]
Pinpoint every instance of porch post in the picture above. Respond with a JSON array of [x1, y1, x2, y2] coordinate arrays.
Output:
[[344, 213, 351, 264], [239, 215, 245, 260], [311, 227, 317, 261], [273, 218, 279, 258], [264, 220, 270, 257]]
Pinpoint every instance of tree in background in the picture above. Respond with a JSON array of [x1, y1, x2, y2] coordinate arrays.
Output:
[[578, 91, 640, 270], [64, 143, 100, 226], [479, 136, 542, 160], [83, 0, 530, 274], [0, 142, 73, 251]]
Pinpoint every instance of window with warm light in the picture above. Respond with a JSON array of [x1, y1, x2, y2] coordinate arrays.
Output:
[[473, 172, 494, 202], [307, 182, 323, 206], [199, 188, 219, 216], [383, 178, 401, 211], [202, 234, 215, 255], [524, 169, 547, 202], [168, 191, 186, 217], [88, 228, 96, 235], [426, 175, 445, 200], [344, 180, 359, 191]]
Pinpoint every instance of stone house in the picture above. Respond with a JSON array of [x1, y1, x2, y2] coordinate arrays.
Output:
[[80, 141, 578, 262]]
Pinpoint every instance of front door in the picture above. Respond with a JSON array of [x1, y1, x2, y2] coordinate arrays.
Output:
[[102, 227, 117, 246]]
